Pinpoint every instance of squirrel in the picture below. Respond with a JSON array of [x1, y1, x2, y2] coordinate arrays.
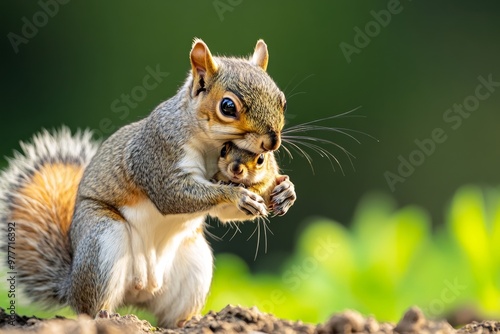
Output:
[[209, 141, 295, 222], [0, 39, 296, 328]]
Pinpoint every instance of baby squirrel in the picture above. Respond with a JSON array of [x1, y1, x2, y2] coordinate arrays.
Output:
[[210, 142, 294, 222], [0, 39, 296, 328]]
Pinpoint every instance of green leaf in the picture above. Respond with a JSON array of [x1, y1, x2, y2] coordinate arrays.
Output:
[[448, 186, 492, 272]]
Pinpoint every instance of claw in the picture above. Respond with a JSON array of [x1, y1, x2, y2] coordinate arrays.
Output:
[[237, 188, 268, 217], [269, 177, 296, 217]]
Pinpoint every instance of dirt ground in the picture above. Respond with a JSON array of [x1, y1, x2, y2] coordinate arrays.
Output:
[[0, 305, 498, 334]]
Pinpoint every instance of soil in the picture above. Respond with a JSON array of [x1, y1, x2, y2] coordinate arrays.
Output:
[[0, 305, 498, 334]]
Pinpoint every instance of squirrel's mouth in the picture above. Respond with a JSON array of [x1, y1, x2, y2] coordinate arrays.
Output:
[[229, 175, 243, 183], [233, 132, 281, 155], [228, 172, 251, 185]]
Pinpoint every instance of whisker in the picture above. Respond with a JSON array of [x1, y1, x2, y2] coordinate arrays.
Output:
[[282, 106, 365, 138], [283, 135, 356, 159], [330, 127, 378, 142], [284, 125, 360, 144], [285, 139, 343, 174], [288, 106, 363, 128], [220, 225, 232, 239], [264, 219, 274, 236], [284, 125, 377, 143], [247, 222, 258, 241], [277, 144, 294, 163], [283, 110, 362, 134], [255, 219, 261, 260], [282, 73, 298, 94], [203, 224, 222, 242], [247, 220, 261, 261], [282, 140, 315, 174], [286, 137, 357, 173], [286, 73, 314, 98], [262, 218, 267, 255], [286, 91, 307, 100], [277, 106, 376, 173], [229, 222, 242, 241], [261, 217, 272, 254]]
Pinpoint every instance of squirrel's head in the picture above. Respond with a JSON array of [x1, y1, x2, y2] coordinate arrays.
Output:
[[217, 142, 269, 186], [189, 39, 286, 154]]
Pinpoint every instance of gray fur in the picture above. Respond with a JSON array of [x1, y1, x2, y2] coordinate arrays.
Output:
[[0, 127, 99, 306]]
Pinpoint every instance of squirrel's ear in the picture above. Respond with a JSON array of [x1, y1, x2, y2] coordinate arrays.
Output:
[[190, 38, 218, 79], [250, 39, 269, 71]]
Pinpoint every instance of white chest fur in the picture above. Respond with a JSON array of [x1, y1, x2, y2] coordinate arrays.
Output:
[[120, 198, 207, 303], [180, 137, 223, 180]]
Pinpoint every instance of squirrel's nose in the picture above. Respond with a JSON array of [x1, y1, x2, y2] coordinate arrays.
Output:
[[261, 131, 281, 151], [230, 163, 244, 175]]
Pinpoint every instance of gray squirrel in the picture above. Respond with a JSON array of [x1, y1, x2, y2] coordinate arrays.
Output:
[[0, 39, 296, 328]]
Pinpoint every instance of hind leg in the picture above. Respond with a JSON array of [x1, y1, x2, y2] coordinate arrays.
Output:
[[147, 232, 213, 328], [68, 204, 132, 316]]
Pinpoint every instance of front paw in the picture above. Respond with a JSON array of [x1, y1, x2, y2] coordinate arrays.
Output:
[[270, 175, 296, 216], [238, 188, 268, 217]]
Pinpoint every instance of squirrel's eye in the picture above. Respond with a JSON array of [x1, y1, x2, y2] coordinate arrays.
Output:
[[220, 145, 228, 157], [220, 98, 237, 118], [257, 154, 265, 165]]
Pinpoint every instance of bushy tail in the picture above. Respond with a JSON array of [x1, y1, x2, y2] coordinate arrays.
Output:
[[0, 127, 99, 307]]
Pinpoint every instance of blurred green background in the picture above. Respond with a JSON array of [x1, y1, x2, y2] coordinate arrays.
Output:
[[1, 0, 499, 325]]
